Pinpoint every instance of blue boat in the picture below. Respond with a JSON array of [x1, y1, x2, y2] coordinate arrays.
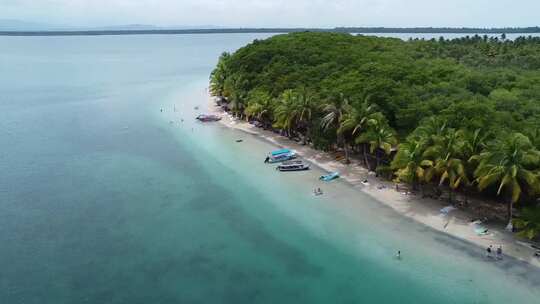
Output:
[[320, 172, 339, 181], [271, 148, 292, 156], [265, 149, 297, 163], [266, 152, 297, 163]]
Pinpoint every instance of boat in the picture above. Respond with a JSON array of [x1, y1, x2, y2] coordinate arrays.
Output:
[[270, 148, 293, 156], [196, 114, 221, 122], [264, 148, 297, 163], [276, 160, 310, 171], [320, 172, 339, 181], [266, 153, 297, 163]]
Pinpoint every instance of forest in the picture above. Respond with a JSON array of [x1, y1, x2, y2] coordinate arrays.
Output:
[[210, 32, 540, 239]]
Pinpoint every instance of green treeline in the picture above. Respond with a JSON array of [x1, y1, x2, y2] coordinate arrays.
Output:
[[210, 32, 540, 239]]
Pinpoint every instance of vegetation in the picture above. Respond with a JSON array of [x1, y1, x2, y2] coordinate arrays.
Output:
[[210, 32, 540, 239]]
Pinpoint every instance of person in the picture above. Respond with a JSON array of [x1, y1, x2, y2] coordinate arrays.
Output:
[[317, 188, 323, 195], [486, 245, 493, 258], [396, 250, 401, 260], [496, 246, 503, 260], [264, 156, 270, 163]]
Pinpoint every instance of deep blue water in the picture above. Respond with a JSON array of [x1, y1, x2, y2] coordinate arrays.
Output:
[[1, 34, 539, 303]]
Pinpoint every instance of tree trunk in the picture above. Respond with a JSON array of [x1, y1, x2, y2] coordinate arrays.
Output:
[[344, 141, 350, 164], [363, 145, 371, 171], [506, 200, 514, 232]]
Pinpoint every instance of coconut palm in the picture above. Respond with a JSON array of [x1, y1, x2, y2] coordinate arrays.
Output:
[[339, 98, 380, 168], [321, 94, 352, 163], [209, 52, 230, 97], [414, 116, 448, 145], [223, 76, 248, 118], [473, 133, 540, 230], [513, 206, 540, 240], [391, 139, 433, 194], [425, 128, 469, 203], [355, 117, 397, 168], [274, 89, 299, 137], [244, 90, 274, 126]]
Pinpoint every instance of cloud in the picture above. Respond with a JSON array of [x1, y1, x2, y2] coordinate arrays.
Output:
[[1, 0, 539, 28]]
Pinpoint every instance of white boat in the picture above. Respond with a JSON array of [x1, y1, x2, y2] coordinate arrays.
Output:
[[276, 160, 310, 171]]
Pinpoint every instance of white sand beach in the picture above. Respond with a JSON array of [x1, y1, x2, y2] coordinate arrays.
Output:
[[209, 99, 540, 268]]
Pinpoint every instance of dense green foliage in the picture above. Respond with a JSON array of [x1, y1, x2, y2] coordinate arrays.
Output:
[[211, 32, 540, 237]]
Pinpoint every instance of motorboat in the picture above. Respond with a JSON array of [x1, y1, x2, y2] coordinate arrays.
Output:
[[264, 148, 297, 163], [320, 172, 339, 181], [196, 114, 221, 122], [276, 160, 310, 171]]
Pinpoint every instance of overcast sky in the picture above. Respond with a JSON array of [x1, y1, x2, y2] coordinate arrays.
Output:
[[2, 0, 539, 28]]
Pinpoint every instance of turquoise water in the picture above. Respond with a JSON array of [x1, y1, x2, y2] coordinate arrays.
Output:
[[1, 34, 539, 303]]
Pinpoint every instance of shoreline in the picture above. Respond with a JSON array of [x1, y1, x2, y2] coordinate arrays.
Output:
[[208, 98, 540, 269]]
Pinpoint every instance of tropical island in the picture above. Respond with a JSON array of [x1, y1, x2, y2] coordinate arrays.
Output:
[[210, 32, 540, 244]]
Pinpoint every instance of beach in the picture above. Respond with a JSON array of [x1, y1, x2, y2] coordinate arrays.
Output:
[[209, 97, 540, 269]]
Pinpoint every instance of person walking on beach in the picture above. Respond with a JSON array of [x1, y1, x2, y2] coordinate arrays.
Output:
[[486, 245, 493, 258], [496, 246, 503, 260]]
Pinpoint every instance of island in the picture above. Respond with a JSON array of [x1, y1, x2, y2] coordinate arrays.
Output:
[[210, 32, 540, 243]]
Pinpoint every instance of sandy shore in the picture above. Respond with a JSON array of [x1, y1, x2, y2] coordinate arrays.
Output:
[[208, 100, 540, 268]]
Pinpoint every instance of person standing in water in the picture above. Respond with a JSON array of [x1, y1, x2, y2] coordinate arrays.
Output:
[[396, 251, 401, 260], [486, 245, 493, 258], [496, 246, 503, 260]]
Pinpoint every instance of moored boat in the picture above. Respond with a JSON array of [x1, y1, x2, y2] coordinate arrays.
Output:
[[320, 172, 339, 181], [276, 160, 310, 171], [264, 148, 297, 163], [196, 114, 221, 122]]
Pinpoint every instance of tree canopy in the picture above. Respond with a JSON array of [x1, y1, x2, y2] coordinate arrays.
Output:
[[211, 32, 540, 238]]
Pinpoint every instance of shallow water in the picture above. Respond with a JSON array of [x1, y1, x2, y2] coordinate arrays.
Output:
[[1, 34, 539, 303]]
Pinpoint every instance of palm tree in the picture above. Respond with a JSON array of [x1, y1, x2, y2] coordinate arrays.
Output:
[[274, 90, 299, 137], [244, 90, 273, 127], [391, 139, 433, 194], [473, 133, 540, 230], [513, 206, 540, 240], [209, 52, 230, 97], [295, 88, 317, 143], [414, 116, 447, 146], [526, 127, 540, 150], [425, 128, 469, 203], [355, 117, 397, 168], [223, 76, 248, 118], [339, 97, 379, 168], [321, 94, 352, 163]]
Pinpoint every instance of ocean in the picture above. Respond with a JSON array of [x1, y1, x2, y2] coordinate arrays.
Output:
[[1, 34, 539, 303]]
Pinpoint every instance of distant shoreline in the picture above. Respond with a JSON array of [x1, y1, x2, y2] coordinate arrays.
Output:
[[1, 27, 540, 36]]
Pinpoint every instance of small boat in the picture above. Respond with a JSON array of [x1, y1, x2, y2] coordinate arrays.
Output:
[[270, 148, 293, 156], [265, 152, 297, 163], [320, 172, 339, 181], [276, 160, 310, 171], [264, 148, 297, 163], [196, 114, 221, 122]]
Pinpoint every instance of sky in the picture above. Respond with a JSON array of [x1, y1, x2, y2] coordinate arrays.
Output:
[[1, 0, 539, 28]]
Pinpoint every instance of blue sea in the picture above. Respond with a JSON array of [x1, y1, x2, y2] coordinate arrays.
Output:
[[1, 34, 539, 303]]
